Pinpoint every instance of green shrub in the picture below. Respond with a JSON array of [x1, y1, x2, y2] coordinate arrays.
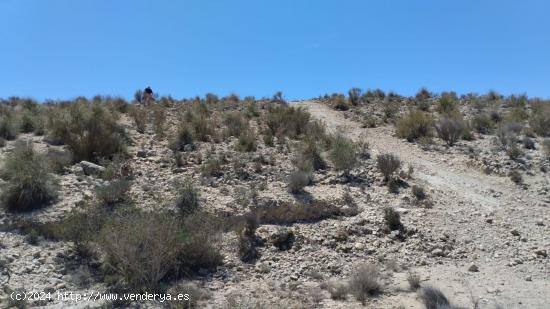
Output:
[[201, 157, 224, 177], [530, 104, 550, 137], [175, 180, 200, 215], [170, 125, 194, 151], [436, 96, 458, 116], [412, 185, 426, 200], [471, 114, 494, 134], [151, 106, 166, 137], [509, 170, 522, 184], [98, 213, 185, 292], [396, 110, 433, 142], [348, 88, 362, 106], [299, 139, 326, 171], [129, 104, 148, 133], [349, 264, 381, 304], [506, 144, 523, 160], [384, 207, 403, 231], [329, 133, 357, 175], [19, 112, 36, 133], [523, 137, 535, 150], [382, 101, 400, 120], [224, 112, 249, 137], [235, 130, 257, 152], [435, 118, 465, 146], [419, 286, 452, 309], [287, 170, 311, 193], [377, 153, 401, 181], [95, 179, 131, 207], [263, 132, 274, 147], [332, 95, 349, 111], [266, 106, 311, 138], [47, 103, 127, 162], [0, 115, 17, 140], [0, 142, 58, 212]]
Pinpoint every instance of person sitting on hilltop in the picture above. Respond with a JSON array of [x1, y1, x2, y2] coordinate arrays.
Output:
[[143, 86, 154, 104]]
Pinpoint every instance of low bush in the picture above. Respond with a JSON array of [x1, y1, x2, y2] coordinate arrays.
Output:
[[419, 286, 451, 309], [129, 104, 148, 133], [509, 170, 523, 184], [436, 96, 458, 116], [287, 170, 311, 193], [348, 88, 362, 106], [349, 264, 381, 304], [234, 130, 257, 152], [377, 153, 401, 181], [170, 125, 194, 151], [332, 95, 350, 111], [326, 281, 349, 300], [435, 118, 465, 146], [396, 110, 433, 142], [266, 106, 311, 138], [384, 207, 403, 231], [99, 213, 184, 292], [0, 137, 5, 148], [471, 114, 494, 134], [98, 211, 223, 292], [407, 271, 421, 291], [151, 106, 166, 137], [506, 144, 523, 160], [382, 101, 400, 120], [237, 214, 260, 262], [95, 179, 131, 207], [530, 102, 550, 136], [412, 185, 426, 200], [201, 156, 224, 177], [329, 133, 357, 176], [224, 112, 249, 137], [0, 142, 58, 212], [47, 103, 127, 162], [175, 180, 200, 215], [0, 115, 17, 140], [299, 139, 326, 171], [523, 136, 535, 149]]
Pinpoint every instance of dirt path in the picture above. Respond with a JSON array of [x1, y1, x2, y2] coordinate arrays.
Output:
[[296, 100, 550, 309]]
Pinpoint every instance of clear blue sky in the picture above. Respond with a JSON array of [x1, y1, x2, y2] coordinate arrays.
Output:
[[1, 0, 549, 101]]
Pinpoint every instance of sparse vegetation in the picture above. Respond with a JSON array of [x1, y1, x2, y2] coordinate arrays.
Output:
[[175, 180, 200, 215], [396, 110, 433, 142], [329, 133, 357, 176], [95, 179, 131, 207], [348, 264, 381, 304], [384, 207, 403, 231], [419, 286, 452, 309], [0, 141, 58, 212], [377, 153, 401, 181], [435, 118, 465, 146]]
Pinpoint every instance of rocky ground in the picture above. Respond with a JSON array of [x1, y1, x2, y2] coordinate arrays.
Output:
[[0, 99, 549, 308]]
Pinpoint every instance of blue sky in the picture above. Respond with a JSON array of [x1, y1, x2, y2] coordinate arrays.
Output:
[[1, 0, 549, 101]]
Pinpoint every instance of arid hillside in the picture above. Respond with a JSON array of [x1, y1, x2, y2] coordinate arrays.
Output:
[[0, 91, 549, 308]]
